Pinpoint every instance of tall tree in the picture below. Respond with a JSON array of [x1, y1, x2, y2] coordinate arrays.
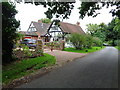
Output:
[[2, 2, 20, 64], [114, 17, 120, 39], [86, 23, 107, 42], [106, 17, 120, 46]]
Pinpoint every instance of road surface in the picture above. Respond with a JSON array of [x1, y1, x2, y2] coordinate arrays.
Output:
[[17, 46, 118, 88]]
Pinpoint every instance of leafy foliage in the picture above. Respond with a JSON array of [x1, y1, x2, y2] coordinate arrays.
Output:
[[114, 17, 120, 39], [16, 1, 120, 20], [86, 24, 99, 36], [32, 1, 75, 20], [86, 23, 107, 42], [2, 2, 20, 64], [40, 18, 51, 23], [85, 35, 94, 49], [79, 2, 120, 19], [14, 33, 24, 43], [92, 37, 103, 47], [106, 17, 120, 46], [15, 0, 120, 21], [13, 44, 43, 60], [17, 0, 75, 20], [86, 18, 120, 46], [67, 33, 86, 49], [67, 33, 103, 50]]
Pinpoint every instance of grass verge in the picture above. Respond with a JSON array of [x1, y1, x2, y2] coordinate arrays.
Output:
[[115, 46, 120, 50], [2, 53, 56, 85], [63, 46, 105, 53]]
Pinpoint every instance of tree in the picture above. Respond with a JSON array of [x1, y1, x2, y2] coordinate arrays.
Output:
[[79, 2, 120, 19], [86, 23, 99, 36], [16, 0, 75, 20], [114, 17, 120, 39], [40, 18, 51, 23], [92, 37, 103, 47], [2, 2, 20, 64], [86, 18, 120, 46], [86, 23, 107, 42], [16, 1, 120, 20], [105, 17, 119, 46]]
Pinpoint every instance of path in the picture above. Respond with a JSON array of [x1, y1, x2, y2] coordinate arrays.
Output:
[[44, 49, 87, 65]]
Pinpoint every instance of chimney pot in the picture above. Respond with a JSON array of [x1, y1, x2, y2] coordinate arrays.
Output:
[[76, 22, 80, 26], [38, 20, 42, 23]]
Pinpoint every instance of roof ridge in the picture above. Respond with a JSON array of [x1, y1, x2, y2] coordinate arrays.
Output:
[[32, 21, 51, 25], [60, 21, 79, 27]]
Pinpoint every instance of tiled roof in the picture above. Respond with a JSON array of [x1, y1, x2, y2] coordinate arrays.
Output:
[[59, 22, 85, 34], [32, 21, 51, 35], [26, 21, 85, 36], [19, 31, 37, 36], [26, 31, 38, 36]]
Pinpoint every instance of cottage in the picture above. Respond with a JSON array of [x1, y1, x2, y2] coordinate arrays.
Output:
[[47, 20, 85, 42], [27, 20, 51, 42], [19, 20, 85, 42]]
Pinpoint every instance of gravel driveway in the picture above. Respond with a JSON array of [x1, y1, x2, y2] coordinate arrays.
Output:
[[44, 49, 87, 65]]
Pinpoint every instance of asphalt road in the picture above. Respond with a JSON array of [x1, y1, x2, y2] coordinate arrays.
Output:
[[17, 46, 118, 88]]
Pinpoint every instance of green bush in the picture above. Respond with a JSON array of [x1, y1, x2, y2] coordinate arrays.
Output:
[[67, 33, 103, 50], [84, 35, 93, 48], [67, 33, 87, 49], [93, 37, 103, 47], [114, 40, 120, 46]]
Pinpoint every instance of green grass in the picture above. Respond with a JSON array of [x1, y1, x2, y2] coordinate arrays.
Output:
[[63, 46, 105, 53], [115, 46, 120, 50], [2, 53, 56, 85]]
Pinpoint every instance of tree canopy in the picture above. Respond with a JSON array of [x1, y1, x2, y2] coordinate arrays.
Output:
[[86, 23, 107, 42], [79, 2, 120, 19], [86, 17, 120, 46], [16, 1, 120, 19], [22, 1, 75, 20], [40, 18, 51, 23], [2, 2, 20, 64]]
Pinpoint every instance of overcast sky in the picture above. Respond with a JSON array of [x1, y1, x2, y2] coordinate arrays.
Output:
[[15, 1, 116, 32]]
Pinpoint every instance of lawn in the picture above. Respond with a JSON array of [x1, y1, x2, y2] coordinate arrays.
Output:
[[2, 53, 56, 85], [63, 46, 105, 53], [115, 46, 120, 50]]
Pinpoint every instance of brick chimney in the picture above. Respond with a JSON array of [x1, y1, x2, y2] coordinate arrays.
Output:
[[76, 22, 80, 26], [38, 20, 42, 23]]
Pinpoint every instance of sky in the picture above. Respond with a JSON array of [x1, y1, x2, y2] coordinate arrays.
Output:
[[15, 1, 116, 32]]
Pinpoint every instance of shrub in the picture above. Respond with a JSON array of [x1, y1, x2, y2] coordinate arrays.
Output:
[[67, 33, 87, 49], [13, 43, 43, 60], [114, 40, 120, 46], [84, 35, 93, 49], [67, 33, 103, 50], [93, 37, 103, 47]]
